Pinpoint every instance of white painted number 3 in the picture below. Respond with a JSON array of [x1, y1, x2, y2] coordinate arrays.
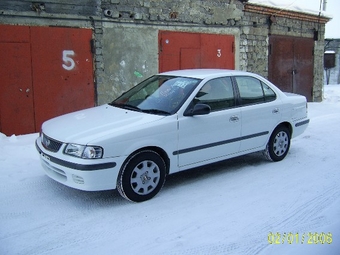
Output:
[[62, 50, 75, 70]]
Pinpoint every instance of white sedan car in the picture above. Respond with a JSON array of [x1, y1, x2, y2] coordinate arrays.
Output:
[[36, 69, 309, 202]]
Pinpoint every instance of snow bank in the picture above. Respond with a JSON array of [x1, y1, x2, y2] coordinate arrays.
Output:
[[248, 0, 332, 18]]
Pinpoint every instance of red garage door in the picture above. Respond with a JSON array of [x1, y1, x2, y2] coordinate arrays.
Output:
[[0, 25, 95, 136], [159, 31, 235, 72]]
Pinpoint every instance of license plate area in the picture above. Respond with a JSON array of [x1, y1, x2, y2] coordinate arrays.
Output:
[[41, 153, 50, 161]]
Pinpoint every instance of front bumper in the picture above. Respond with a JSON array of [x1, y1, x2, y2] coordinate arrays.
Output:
[[35, 137, 123, 191]]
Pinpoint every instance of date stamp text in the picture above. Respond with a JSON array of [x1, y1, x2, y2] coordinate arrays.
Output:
[[268, 232, 333, 244]]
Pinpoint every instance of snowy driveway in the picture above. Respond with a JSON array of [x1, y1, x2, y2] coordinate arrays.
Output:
[[1, 86, 340, 255]]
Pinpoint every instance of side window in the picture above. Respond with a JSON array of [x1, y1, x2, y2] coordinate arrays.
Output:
[[194, 77, 235, 111], [235, 76, 276, 105]]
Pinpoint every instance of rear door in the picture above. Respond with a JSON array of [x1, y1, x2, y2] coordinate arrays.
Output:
[[233, 76, 281, 152]]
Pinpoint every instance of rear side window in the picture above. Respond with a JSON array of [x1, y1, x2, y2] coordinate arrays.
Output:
[[234, 76, 276, 105], [262, 83, 276, 102]]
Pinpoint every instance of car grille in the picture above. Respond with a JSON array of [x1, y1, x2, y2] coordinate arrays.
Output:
[[41, 133, 63, 152]]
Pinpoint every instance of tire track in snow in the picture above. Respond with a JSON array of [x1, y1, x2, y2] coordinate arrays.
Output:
[[272, 184, 339, 229], [248, 184, 340, 254]]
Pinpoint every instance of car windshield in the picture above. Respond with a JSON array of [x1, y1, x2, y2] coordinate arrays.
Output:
[[110, 75, 201, 115]]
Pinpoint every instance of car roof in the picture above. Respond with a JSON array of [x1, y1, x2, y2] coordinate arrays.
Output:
[[159, 69, 250, 79]]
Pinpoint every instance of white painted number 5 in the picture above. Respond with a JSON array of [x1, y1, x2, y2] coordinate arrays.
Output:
[[62, 50, 75, 70], [217, 49, 222, 58]]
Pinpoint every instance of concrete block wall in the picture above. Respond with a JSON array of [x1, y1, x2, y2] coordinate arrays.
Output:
[[100, 0, 244, 24], [239, 13, 269, 77], [0, 0, 101, 16]]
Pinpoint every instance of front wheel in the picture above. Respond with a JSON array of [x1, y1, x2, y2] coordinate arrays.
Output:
[[117, 150, 166, 202], [264, 126, 291, 162]]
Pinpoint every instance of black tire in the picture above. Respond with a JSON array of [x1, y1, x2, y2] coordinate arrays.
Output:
[[264, 125, 291, 162], [117, 150, 166, 202]]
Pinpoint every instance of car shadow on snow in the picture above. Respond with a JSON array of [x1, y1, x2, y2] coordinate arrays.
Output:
[[164, 152, 268, 190], [41, 175, 128, 206]]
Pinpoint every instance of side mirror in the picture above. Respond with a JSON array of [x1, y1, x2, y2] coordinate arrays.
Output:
[[184, 103, 211, 116]]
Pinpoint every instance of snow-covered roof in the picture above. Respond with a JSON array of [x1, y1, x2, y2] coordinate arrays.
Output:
[[247, 0, 332, 19]]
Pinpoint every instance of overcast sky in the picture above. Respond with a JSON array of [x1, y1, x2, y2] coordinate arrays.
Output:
[[249, 0, 340, 38], [321, 0, 339, 38]]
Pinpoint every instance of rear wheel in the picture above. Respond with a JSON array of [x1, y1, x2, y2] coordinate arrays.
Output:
[[117, 150, 166, 202], [264, 126, 291, 161]]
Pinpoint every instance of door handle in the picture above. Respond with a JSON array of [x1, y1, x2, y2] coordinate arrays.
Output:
[[229, 116, 239, 122]]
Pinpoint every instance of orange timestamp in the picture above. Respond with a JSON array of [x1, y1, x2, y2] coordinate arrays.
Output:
[[268, 232, 333, 245]]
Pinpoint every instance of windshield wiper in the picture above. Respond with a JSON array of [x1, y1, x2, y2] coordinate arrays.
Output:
[[141, 109, 171, 115], [109, 103, 142, 112], [110, 103, 170, 115]]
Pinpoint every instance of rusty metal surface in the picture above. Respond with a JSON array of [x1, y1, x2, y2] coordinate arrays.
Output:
[[293, 37, 313, 101], [268, 35, 313, 101]]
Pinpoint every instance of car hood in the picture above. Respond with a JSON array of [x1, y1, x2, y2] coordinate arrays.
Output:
[[42, 104, 165, 144]]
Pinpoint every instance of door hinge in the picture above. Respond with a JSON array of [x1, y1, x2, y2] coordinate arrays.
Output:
[[90, 39, 95, 54]]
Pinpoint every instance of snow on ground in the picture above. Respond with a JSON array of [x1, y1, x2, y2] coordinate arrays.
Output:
[[1, 85, 340, 255]]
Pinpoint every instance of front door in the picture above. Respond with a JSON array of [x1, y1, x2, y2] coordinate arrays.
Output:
[[176, 77, 241, 167]]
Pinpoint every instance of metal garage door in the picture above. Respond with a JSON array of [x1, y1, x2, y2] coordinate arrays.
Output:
[[159, 31, 235, 72], [0, 25, 95, 136], [268, 35, 314, 101]]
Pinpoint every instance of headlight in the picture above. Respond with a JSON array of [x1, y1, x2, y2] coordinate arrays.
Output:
[[83, 146, 103, 159], [64, 144, 103, 159]]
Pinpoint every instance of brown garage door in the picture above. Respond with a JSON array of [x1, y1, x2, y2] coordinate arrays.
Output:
[[268, 35, 314, 101], [159, 31, 235, 72], [0, 25, 95, 136]]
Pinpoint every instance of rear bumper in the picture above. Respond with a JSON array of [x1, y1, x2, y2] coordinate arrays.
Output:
[[292, 118, 310, 138], [35, 138, 124, 191]]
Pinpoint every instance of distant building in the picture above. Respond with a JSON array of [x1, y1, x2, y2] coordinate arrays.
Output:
[[324, 39, 340, 85]]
